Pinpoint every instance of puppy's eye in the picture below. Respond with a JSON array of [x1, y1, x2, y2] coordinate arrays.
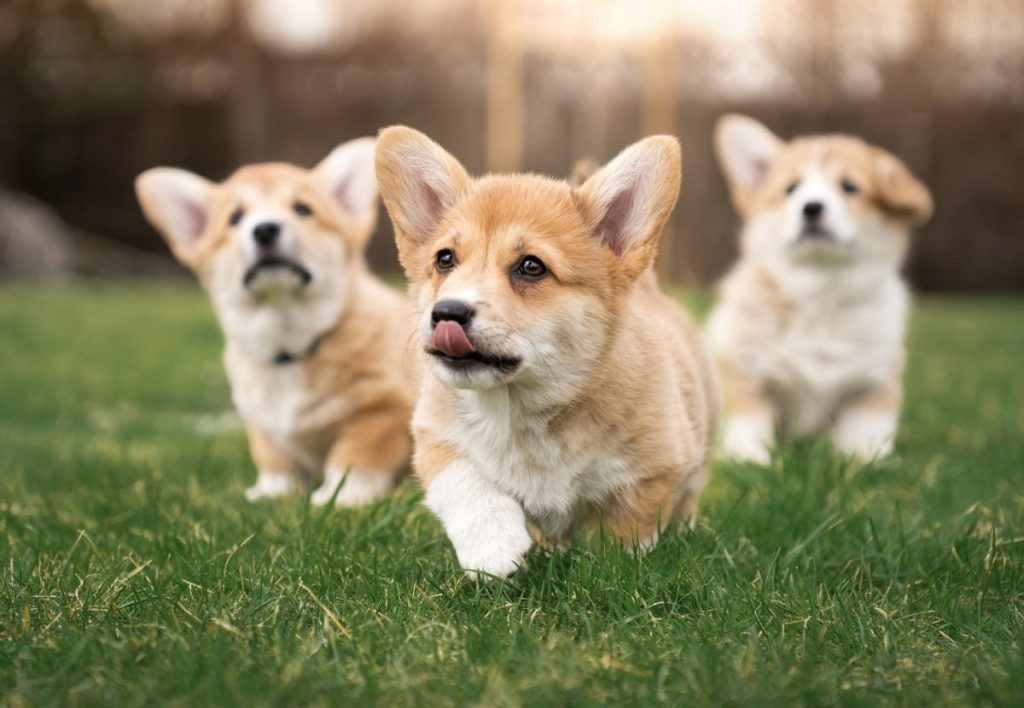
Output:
[[293, 201, 313, 217], [436, 249, 456, 273], [229, 208, 244, 226], [514, 255, 548, 280], [841, 179, 859, 195], [785, 181, 800, 196]]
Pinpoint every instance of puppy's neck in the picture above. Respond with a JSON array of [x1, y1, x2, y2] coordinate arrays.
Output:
[[217, 277, 352, 367], [756, 252, 901, 308], [457, 379, 565, 423]]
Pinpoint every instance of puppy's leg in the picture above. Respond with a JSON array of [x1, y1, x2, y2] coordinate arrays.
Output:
[[602, 472, 677, 551], [721, 372, 775, 465], [675, 462, 710, 529], [834, 379, 902, 460], [314, 409, 411, 507], [424, 458, 532, 580], [245, 426, 299, 501]]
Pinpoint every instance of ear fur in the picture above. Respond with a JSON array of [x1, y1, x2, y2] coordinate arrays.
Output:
[[870, 147, 933, 226], [573, 135, 681, 279], [714, 114, 783, 215], [134, 167, 215, 268], [315, 137, 379, 229], [375, 126, 470, 272]]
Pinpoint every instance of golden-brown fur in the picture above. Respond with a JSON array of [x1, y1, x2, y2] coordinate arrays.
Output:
[[377, 126, 718, 578], [707, 115, 932, 463], [136, 140, 417, 504], [722, 132, 932, 226]]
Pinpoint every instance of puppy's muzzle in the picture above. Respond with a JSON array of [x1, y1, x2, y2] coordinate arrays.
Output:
[[242, 220, 312, 287], [427, 299, 521, 374], [432, 299, 475, 326], [799, 201, 834, 240], [431, 300, 476, 358], [802, 201, 825, 222], [253, 221, 281, 248]]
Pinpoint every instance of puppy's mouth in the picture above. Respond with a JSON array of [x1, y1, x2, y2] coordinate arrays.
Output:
[[428, 349, 522, 373], [243, 256, 312, 288], [797, 225, 835, 241], [428, 321, 521, 374]]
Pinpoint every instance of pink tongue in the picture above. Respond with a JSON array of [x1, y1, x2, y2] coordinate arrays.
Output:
[[432, 321, 476, 357]]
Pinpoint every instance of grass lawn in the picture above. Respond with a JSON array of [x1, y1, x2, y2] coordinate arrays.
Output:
[[1, 282, 1022, 706]]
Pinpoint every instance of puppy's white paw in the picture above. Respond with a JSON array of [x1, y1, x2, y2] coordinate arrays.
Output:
[[425, 460, 532, 580], [311, 467, 395, 507], [834, 412, 896, 460], [453, 522, 534, 580], [722, 415, 773, 465], [244, 470, 295, 502]]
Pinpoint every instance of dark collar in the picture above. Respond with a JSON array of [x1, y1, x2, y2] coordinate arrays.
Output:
[[272, 329, 332, 366]]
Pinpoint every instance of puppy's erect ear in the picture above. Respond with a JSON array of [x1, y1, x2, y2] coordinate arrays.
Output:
[[870, 147, 933, 227], [574, 135, 681, 280], [714, 114, 783, 214], [375, 126, 470, 270], [135, 167, 215, 268], [315, 137, 379, 229]]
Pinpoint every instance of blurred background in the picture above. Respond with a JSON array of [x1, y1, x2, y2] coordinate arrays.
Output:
[[2, 0, 1023, 290]]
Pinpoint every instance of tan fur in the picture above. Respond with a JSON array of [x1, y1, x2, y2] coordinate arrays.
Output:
[[716, 123, 933, 226], [136, 144, 417, 502], [377, 126, 718, 575], [708, 115, 932, 462]]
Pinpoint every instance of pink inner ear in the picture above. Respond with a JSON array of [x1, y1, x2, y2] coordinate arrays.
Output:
[[333, 175, 356, 213], [744, 156, 772, 192], [335, 174, 356, 213], [332, 169, 377, 216], [595, 188, 635, 256], [413, 182, 443, 240], [181, 200, 207, 241]]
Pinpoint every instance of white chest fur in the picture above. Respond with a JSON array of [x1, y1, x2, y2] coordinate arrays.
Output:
[[761, 272, 906, 431], [225, 351, 342, 471], [708, 261, 909, 436], [214, 281, 345, 365], [217, 290, 346, 470], [437, 387, 633, 534]]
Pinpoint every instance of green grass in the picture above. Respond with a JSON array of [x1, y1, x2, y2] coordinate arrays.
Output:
[[1, 282, 1022, 706]]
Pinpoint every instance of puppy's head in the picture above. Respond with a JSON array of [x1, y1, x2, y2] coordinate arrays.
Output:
[[715, 115, 932, 267], [135, 138, 378, 301], [377, 127, 680, 392]]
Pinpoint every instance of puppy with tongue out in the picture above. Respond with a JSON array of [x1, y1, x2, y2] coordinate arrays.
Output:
[[377, 127, 719, 579], [433, 317, 475, 359]]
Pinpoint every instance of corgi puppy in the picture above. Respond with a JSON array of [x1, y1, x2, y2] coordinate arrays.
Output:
[[706, 115, 933, 464], [135, 139, 417, 505], [376, 127, 718, 579]]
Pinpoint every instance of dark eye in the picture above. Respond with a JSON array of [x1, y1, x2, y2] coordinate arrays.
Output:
[[841, 179, 859, 195], [436, 249, 456, 272], [514, 255, 548, 280], [293, 201, 313, 217], [229, 208, 244, 226], [785, 181, 800, 196]]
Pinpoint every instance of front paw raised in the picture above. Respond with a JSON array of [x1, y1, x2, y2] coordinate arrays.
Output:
[[425, 460, 533, 580]]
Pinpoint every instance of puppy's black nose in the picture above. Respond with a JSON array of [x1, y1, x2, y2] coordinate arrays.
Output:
[[431, 300, 474, 326], [253, 222, 281, 247], [803, 202, 824, 221]]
